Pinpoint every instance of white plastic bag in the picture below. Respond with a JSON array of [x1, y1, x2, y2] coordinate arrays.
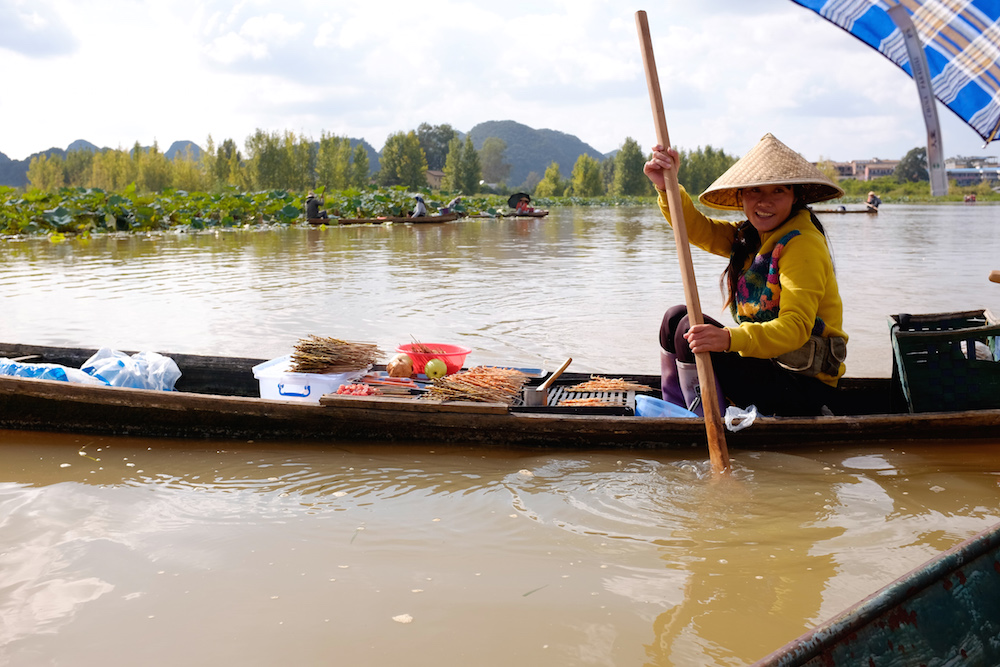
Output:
[[82, 348, 181, 391], [724, 405, 758, 432]]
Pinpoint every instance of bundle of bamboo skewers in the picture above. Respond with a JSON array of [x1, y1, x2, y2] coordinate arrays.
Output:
[[423, 366, 528, 404], [290, 335, 385, 374]]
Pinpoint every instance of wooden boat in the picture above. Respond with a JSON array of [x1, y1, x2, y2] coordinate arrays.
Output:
[[810, 207, 878, 215], [751, 520, 1000, 666], [2, 342, 1000, 447], [309, 212, 459, 225], [467, 210, 550, 219]]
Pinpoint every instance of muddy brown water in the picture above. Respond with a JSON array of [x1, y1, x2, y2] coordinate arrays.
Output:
[[1, 204, 999, 665]]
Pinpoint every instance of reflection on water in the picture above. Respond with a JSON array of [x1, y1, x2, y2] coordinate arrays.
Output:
[[1, 204, 998, 376], [1, 431, 998, 666]]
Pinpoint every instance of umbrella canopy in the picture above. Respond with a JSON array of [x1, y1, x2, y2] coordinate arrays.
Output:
[[791, 0, 1000, 144], [507, 193, 531, 208]]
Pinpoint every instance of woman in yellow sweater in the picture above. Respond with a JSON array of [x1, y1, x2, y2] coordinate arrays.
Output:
[[644, 133, 847, 416]]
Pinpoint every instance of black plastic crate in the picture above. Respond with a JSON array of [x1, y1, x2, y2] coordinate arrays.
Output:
[[889, 309, 1000, 413]]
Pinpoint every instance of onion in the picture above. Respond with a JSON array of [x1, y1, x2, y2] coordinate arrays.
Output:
[[386, 353, 414, 377]]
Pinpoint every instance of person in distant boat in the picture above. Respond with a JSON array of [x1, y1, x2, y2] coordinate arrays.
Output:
[[411, 195, 428, 218], [306, 192, 327, 219], [866, 191, 881, 211], [643, 133, 847, 417], [441, 196, 462, 215], [516, 196, 534, 214]]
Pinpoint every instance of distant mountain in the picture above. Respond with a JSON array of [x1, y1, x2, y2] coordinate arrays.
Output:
[[67, 139, 100, 153], [467, 120, 606, 189], [165, 140, 202, 160], [0, 145, 72, 188]]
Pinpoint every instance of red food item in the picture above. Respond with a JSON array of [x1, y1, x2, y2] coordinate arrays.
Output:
[[336, 383, 382, 396]]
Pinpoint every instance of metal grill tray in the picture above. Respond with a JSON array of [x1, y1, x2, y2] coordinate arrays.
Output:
[[510, 387, 636, 415]]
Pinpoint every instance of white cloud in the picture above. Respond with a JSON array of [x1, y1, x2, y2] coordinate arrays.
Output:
[[0, 0, 995, 163]]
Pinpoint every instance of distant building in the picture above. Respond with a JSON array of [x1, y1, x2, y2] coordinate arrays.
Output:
[[425, 170, 445, 189], [817, 159, 900, 181]]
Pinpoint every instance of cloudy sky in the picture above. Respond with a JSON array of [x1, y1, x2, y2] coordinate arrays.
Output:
[[1, 0, 996, 164]]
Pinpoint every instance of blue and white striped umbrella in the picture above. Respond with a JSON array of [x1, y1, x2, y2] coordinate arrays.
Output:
[[791, 0, 1000, 145]]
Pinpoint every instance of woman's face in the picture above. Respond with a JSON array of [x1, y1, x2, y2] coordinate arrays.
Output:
[[740, 184, 796, 233]]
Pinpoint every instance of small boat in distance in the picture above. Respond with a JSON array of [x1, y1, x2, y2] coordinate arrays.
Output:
[[467, 210, 550, 219], [309, 212, 460, 225], [810, 207, 878, 214]]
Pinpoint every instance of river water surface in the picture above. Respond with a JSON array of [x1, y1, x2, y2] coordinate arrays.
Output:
[[1, 204, 999, 665]]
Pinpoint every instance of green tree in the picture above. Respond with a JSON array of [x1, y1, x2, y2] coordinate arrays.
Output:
[[317, 132, 352, 190], [569, 154, 604, 196], [64, 149, 94, 187], [284, 131, 316, 192], [172, 146, 207, 192], [677, 145, 738, 196], [534, 161, 565, 197], [441, 137, 464, 191], [27, 153, 66, 191], [350, 143, 370, 187], [521, 171, 542, 193], [612, 138, 649, 196], [416, 123, 457, 171], [137, 142, 172, 192], [600, 157, 616, 194], [213, 138, 240, 188], [479, 137, 511, 186], [201, 135, 218, 187], [378, 131, 429, 188], [91, 148, 137, 191], [245, 129, 290, 190], [459, 136, 481, 194], [895, 146, 929, 183]]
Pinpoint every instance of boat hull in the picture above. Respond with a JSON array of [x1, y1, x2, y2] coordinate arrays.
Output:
[[2, 343, 1000, 447], [752, 521, 1000, 666], [310, 212, 460, 225]]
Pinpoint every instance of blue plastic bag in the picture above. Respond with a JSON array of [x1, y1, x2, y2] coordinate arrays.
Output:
[[0, 358, 108, 385], [635, 395, 698, 418]]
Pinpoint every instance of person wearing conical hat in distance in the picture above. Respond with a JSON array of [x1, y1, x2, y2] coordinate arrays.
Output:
[[643, 133, 848, 417], [866, 191, 881, 211], [410, 195, 428, 218], [305, 191, 327, 219]]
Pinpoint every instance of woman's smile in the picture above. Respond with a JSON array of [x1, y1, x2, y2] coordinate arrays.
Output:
[[741, 184, 795, 232]]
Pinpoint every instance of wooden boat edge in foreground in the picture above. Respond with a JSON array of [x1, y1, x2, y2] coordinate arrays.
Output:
[[750, 521, 1000, 666]]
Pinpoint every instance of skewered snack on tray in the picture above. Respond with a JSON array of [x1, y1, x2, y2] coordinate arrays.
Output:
[[422, 367, 528, 404], [564, 376, 654, 393], [557, 397, 619, 407]]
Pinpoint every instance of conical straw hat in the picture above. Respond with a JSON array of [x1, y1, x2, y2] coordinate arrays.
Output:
[[698, 133, 844, 210]]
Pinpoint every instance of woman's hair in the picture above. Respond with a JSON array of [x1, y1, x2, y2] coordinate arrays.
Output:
[[721, 186, 829, 308]]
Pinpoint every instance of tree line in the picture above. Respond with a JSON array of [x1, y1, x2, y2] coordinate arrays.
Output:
[[23, 122, 746, 200]]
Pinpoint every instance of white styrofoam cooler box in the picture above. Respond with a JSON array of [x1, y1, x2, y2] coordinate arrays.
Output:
[[251, 355, 367, 403]]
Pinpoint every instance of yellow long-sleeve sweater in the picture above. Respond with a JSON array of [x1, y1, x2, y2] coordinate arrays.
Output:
[[657, 187, 847, 385]]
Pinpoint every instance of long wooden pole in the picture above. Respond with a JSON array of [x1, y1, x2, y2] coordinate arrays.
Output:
[[635, 10, 729, 474]]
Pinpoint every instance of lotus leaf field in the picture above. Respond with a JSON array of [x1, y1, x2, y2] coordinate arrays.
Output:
[[0, 185, 469, 236], [0, 185, 661, 237]]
